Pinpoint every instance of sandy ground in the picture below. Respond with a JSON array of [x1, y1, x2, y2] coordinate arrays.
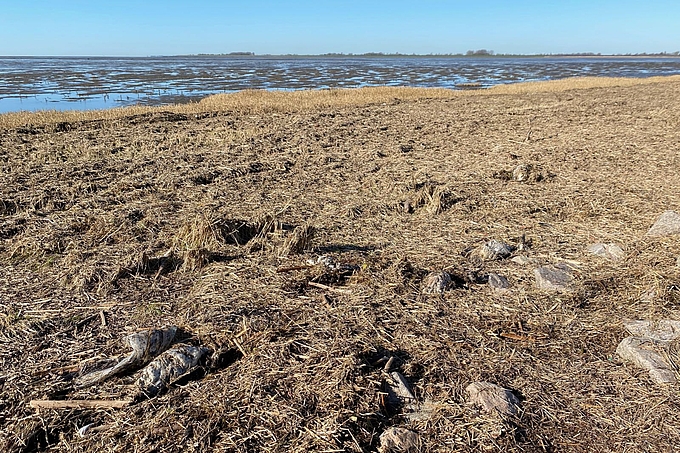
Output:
[[1, 79, 680, 452]]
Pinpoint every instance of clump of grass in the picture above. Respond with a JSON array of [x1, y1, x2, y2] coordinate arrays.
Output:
[[173, 214, 222, 271], [280, 224, 316, 256], [406, 182, 456, 215]]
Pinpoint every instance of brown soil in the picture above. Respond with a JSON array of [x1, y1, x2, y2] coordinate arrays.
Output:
[[2, 79, 680, 452]]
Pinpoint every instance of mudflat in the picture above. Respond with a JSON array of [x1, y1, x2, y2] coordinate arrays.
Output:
[[1, 77, 680, 452]]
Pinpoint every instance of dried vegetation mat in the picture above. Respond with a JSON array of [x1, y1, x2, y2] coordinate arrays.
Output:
[[2, 76, 680, 452]]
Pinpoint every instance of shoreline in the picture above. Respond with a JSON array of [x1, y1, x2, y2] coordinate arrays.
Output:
[[2, 74, 680, 130]]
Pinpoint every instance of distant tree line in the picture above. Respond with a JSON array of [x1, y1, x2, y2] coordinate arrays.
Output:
[[183, 50, 680, 58], [194, 52, 255, 56], [466, 49, 494, 56]]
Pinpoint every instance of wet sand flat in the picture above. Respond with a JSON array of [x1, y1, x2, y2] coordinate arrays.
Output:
[[1, 77, 680, 452]]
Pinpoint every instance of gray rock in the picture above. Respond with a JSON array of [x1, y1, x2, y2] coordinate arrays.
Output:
[[478, 240, 514, 261], [404, 401, 438, 422], [639, 288, 658, 303], [421, 271, 452, 294], [512, 164, 531, 182], [616, 336, 676, 385], [488, 273, 510, 292], [466, 381, 520, 416], [384, 371, 417, 411], [624, 319, 680, 342], [384, 371, 434, 422], [587, 243, 625, 261], [676, 256, 680, 267], [646, 210, 680, 237], [379, 427, 421, 453], [511, 255, 538, 266], [534, 265, 574, 292]]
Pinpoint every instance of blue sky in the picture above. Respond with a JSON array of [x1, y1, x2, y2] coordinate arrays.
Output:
[[1, 0, 679, 56]]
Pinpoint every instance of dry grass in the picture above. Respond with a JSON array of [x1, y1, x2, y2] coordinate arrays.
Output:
[[2, 76, 680, 452]]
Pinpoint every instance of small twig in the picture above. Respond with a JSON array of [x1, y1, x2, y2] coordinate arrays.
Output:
[[232, 337, 247, 357], [500, 332, 536, 343], [383, 356, 395, 373], [98, 222, 125, 244], [29, 399, 132, 409], [524, 116, 534, 142], [53, 313, 99, 336], [307, 281, 352, 294], [32, 364, 81, 376], [276, 264, 314, 273]]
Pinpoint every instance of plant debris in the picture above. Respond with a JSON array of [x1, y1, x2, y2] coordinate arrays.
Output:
[[3, 79, 680, 452]]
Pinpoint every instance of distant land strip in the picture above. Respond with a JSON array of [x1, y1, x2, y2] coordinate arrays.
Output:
[[180, 50, 680, 58]]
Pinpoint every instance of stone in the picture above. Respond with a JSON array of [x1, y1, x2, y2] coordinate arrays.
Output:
[[378, 427, 421, 453], [624, 319, 680, 342], [488, 273, 510, 292], [421, 271, 452, 294], [616, 337, 676, 385], [676, 256, 680, 267], [534, 265, 574, 292], [466, 381, 520, 416], [639, 288, 658, 303], [478, 240, 514, 261], [511, 255, 537, 266], [646, 210, 680, 237], [383, 370, 435, 422], [512, 164, 531, 182], [587, 243, 625, 261], [404, 400, 438, 422], [384, 371, 417, 411]]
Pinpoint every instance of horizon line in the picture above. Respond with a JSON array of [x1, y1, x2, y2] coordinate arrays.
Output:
[[2, 51, 680, 59]]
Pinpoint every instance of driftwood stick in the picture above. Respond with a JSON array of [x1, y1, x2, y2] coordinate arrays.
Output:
[[30, 399, 132, 409]]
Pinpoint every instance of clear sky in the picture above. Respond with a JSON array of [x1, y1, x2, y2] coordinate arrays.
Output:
[[1, 0, 679, 56]]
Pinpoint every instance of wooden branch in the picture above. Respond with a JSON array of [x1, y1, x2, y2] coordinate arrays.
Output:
[[29, 399, 132, 409]]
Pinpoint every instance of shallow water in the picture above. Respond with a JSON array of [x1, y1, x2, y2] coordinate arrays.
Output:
[[2, 56, 680, 113]]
